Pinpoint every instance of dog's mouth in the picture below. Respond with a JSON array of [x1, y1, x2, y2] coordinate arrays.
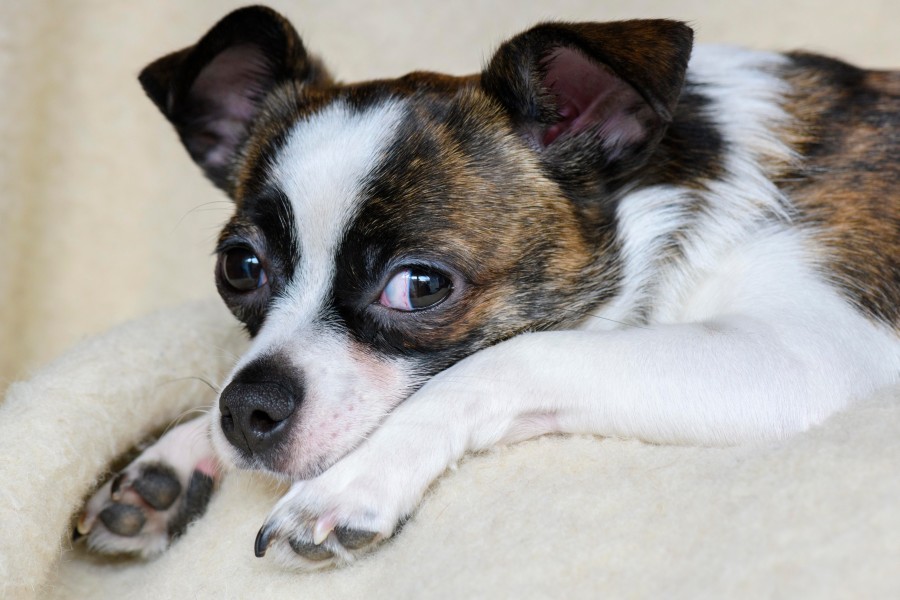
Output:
[[212, 395, 397, 481]]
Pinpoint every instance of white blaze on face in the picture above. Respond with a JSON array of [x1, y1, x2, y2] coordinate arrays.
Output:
[[210, 99, 414, 477], [269, 98, 408, 327]]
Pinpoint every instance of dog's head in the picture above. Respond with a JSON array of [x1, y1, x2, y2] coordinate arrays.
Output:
[[140, 6, 692, 478]]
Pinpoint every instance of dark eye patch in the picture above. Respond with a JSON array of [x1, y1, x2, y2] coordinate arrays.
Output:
[[238, 188, 300, 280], [215, 187, 298, 336]]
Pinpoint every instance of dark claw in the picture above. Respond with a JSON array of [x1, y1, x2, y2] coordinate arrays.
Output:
[[72, 526, 83, 542], [255, 524, 273, 558], [334, 526, 378, 550], [110, 472, 126, 497], [99, 504, 146, 537], [289, 537, 334, 561], [133, 463, 183, 511]]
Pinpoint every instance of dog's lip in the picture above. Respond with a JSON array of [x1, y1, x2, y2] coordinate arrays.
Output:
[[221, 446, 319, 482]]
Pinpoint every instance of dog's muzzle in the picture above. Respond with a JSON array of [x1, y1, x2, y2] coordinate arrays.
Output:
[[219, 357, 302, 459]]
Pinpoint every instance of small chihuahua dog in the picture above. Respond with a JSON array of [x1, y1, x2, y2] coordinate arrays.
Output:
[[77, 6, 899, 568]]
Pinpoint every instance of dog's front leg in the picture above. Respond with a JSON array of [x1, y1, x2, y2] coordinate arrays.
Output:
[[258, 311, 896, 569]]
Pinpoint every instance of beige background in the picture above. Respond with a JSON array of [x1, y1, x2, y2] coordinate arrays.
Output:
[[2, 0, 899, 393]]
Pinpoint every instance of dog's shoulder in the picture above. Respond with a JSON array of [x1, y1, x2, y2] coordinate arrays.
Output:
[[779, 52, 899, 327], [611, 46, 899, 329]]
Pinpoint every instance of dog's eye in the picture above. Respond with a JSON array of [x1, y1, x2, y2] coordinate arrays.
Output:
[[221, 247, 268, 292], [379, 268, 452, 311]]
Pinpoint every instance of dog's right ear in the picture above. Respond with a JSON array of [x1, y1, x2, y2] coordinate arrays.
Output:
[[139, 6, 331, 191]]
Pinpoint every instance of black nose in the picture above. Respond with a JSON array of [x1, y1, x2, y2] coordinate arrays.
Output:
[[219, 361, 301, 458]]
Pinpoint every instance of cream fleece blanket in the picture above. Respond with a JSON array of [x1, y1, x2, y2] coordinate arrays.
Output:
[[1, 299, 898, 599]]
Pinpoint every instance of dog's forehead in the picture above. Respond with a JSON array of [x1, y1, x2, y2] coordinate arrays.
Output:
[[262, 97, 408, 316]]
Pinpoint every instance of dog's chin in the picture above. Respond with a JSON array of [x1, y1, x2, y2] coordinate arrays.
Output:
[[215, 445, 334, 481], [269, 451, 335, 482], [209, 423, 343, 481], [240, 458, 327, 482]]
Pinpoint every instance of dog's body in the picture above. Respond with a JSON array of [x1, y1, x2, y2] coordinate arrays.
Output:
[[77, 7, 899, 568]]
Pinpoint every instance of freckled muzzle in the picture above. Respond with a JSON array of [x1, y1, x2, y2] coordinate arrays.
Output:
[[218, 357, 303, 462]]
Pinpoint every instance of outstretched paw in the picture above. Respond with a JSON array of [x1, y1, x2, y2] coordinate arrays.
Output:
[[253, 460, 405, 570], [75, 418, 219, 557]]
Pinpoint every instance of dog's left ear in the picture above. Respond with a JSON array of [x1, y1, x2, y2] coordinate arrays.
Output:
[[139, 6, 332, 191], [482, 20, 692, 186]]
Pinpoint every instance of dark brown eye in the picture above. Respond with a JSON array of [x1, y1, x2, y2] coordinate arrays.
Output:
[[379, 268, 452, 311], [221, 247, 267, 292]]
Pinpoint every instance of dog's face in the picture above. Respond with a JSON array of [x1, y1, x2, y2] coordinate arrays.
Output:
[[141, 7, 692, 478]]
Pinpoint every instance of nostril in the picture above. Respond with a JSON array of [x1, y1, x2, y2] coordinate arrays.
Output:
[[249, 409, 281, 434], [220, 406, 236, 437]]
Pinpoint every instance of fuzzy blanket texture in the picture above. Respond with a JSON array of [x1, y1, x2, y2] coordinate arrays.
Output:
[[2, 1, 899, 598], [1, 300, 899, 599]]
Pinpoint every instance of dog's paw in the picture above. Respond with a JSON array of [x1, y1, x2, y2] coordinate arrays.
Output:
[[254, 458, 405, 569], [75, 418, 220, 557]]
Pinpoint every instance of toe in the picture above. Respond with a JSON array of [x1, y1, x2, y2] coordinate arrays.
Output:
[[98, 504, 146, 537], [288, 537, 335, 562], [166, 470, 215, 538], [334, 526, 378, 550], [132, 463, 182, 511]]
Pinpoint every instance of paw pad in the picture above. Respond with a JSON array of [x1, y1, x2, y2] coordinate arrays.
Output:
[[98, 504, 146, 537], [76, 462, 216, 556], [131, 464, 182, 511]]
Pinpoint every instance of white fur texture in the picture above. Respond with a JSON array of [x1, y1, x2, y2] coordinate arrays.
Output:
[[597, 46, 795, 327]]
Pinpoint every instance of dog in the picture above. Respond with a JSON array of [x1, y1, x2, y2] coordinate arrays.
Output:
[[75, 5, 899, 569]]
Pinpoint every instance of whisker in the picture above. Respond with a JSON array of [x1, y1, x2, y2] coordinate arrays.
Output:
[[550, 305, 653, 330], [149, 377, 221, 436], [580, 312, 652, 330], [173, 200, 233, 231], [209, 344, 244, 364]]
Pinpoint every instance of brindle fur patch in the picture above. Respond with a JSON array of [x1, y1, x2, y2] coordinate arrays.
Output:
[[780, 54, 900, 327], [215, 189, 297, 336], [325, 79, 621, 377]]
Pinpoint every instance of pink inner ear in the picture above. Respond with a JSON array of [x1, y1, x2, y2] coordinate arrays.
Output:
[[541, 47, 649, 154], [189, 44, 273, 168]]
